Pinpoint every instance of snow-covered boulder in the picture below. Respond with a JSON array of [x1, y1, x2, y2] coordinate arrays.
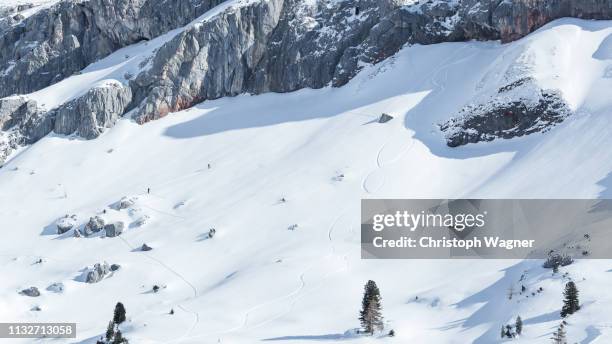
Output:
[[84, 216, 105, 235], [104, 222, 124, 237], [115, 196, 136, 210], [132, 215, 150, 228], [46, 282, 64, 293], [56, 215, 77, 234], [20, 287, 40, 297], [85, 262, 111, 283]]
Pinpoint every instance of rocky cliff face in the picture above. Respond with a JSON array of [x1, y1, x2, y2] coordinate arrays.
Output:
[[1, 0, 612, 162], [0, 0, 225, 97], [130, 0, 612, 123], [53, 81, 132, 139]]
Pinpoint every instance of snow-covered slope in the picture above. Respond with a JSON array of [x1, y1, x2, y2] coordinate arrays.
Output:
[[1, 12, 612, 344]]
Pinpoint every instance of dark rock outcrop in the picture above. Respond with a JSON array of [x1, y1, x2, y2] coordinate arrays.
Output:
[[20, 286, 40, 297], [84, 215, 105, 235], [379, 113, 393, 123], [440, 81, 572, 147], [104, 221, 124, 237], [56, 214, 77, 234], [85, 262, 111, 283], [46, 282, 65, 293]]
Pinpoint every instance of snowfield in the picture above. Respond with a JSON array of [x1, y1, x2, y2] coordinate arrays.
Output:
[[1, 10, 612, 344]]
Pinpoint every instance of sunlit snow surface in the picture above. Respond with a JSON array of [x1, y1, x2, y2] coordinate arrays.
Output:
[[1, 11, 612, 344]]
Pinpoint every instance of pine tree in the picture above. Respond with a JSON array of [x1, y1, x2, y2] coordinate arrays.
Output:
[[560, 281, 580, 317], [105, 321, 115, 341], [500, 325, 505, 339], [113, 302, 127, 325], [515, 316, 523, 335], [550, 326, 566, 344], [359, 280, 384, 335], [112, 329, 128, 344], [505, 324, 512, 338]]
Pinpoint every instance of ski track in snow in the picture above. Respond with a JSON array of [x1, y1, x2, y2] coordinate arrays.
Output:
[[183, 209, 354, 342], [117, 233, 200, 343]]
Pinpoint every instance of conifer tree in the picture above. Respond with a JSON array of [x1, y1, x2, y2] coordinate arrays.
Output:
[[112, 329, 128, 344], [505, 324, 512, 338], [113, 302, 127, 325], [560, 281, 580, 317], [105, 321, 115, 341], [550, 325, 566, 344], [359, 280, 384, 335], [515, 316, 523, 335]]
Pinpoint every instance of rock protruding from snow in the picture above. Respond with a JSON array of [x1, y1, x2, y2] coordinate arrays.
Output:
[[104, 222, 125, 237], [20, 286, 40, 297], [0, 97, 49, 142], [440, 82, 572, 147], [85, 262, 111, 283], [53, 82, 132, 139], [132, 215, 150, 228], [378, 113, 393, 123], [46, 282, 64, 293], [141, 243, 153, 251], [114, 196, 136, 210], [56, 214, 77, 234], [84, 216, 105, 236]]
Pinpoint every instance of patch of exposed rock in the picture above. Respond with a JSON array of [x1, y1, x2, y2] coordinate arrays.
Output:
[[46, 282, 65, 293], [53, 82, 132, 139], [440, 80, 572, 147], [104, 221, 124, 237], [85, 262, 111, 283], [114, 196, 136, 210], [56, 214, 77, 234], [84, 216, 105, 236], [20, 286, 40, 297]]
